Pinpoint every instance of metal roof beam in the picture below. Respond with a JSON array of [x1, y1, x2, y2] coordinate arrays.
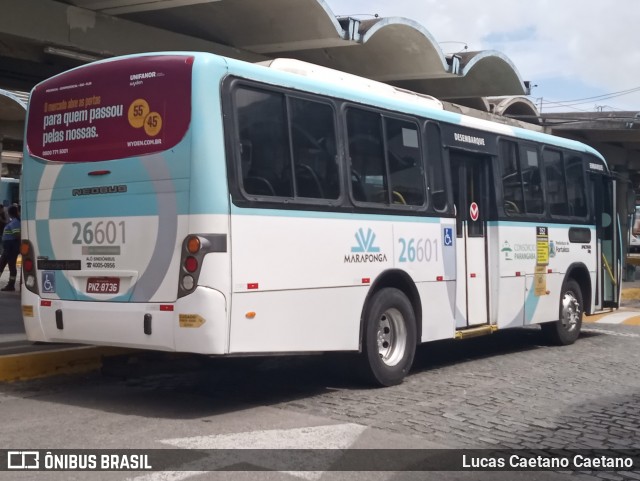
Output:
[[0, 0, 265, 61]]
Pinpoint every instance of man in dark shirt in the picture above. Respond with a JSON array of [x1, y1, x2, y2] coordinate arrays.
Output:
[[0, 205, 21, 291], [0, 205, 7, 256]]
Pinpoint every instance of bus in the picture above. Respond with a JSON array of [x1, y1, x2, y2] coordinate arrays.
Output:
[[21, 52, 621, 386], [0, 177, 19, 206]]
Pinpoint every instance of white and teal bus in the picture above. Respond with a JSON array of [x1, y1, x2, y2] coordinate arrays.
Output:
[[21, 52, 621, 386]]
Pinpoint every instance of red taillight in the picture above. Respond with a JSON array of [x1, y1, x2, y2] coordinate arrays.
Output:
[[184, 256, 198, 273], [24, 259, 34, 272]]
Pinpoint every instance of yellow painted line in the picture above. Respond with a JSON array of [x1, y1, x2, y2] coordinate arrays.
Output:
[[0, 346, 133, 382], [622, 316, 640, 326], [621, 288, 640, 301]]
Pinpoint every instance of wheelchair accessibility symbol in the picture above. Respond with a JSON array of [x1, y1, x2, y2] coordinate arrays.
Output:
[[42, 271, 56, 293], [443, 227, 453, 247]]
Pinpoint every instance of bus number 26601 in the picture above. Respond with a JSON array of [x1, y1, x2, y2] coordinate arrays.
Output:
[[398, 238, 438, 263], [72, 221, 126, 245]]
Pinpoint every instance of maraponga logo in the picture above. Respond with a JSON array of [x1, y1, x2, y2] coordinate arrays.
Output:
[[344, 228, 388, 263]]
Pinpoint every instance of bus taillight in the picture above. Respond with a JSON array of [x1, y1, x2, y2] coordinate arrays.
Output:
[[187, 236, 201, 254], [21, 240, 39, 294], [184, 256, 198, 273], [178, 233, 227, 298], [179, 235, 204, 297], [23, 259, 34, 272]]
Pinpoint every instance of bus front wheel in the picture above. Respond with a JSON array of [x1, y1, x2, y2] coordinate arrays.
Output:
[[542, 279, 583, 345], [359, 288, 417, 386]]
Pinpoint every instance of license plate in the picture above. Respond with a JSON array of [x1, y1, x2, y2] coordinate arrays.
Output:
[[86, 277, 120, 294]]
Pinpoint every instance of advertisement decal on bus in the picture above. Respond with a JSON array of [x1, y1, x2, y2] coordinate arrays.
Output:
[[26, 55, 193, 163]]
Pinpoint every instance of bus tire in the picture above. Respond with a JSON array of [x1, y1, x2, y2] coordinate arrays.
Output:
[[359, 288, 416, 386], [541, 279, 583, 345]]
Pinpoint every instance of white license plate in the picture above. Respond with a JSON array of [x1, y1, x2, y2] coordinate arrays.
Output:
[[86, 277, 120, 294]]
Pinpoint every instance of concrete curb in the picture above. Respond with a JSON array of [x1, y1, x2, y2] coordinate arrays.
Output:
[[0, 346, 133, 382]]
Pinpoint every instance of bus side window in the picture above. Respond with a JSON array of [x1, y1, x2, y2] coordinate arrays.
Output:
[[565, 154, 587, 217], [426, 122, 448, 212], [346, 108, 387, 204], [385, 118, 425, 206], [235, 87, 292, 198], [521, 146, 543, 214], [543, 148, 569, 216], [289, 98, 339, 199], [500, 140, 524, 215]]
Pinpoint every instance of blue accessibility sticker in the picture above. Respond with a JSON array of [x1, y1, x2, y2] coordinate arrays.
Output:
[[42, 271, 56, 293], [443, 227, 453, 247]]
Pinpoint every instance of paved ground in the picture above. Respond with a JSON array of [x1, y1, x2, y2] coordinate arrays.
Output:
[[0, 322, 638, 480], [0, 265, 639, 480]]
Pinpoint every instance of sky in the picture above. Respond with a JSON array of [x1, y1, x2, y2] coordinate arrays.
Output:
[[324, 0, 640, 114]]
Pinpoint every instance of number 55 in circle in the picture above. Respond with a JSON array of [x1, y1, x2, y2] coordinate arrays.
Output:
[[128, 99, 150, 128]]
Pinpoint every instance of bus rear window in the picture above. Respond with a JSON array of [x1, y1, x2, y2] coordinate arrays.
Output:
[[26, 55, 193, 162]]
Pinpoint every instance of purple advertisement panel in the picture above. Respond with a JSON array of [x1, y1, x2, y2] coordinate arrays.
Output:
[[27, 55, 193, 163]]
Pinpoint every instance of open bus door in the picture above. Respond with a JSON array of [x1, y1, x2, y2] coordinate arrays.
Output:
[[594, 174, 622, 308], [451, 151, 490, 327]]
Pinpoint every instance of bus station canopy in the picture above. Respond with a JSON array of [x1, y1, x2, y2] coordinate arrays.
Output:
[[0, 0, 638, 182], [0, 0, 528, 103], [0, 89, 26, 146]]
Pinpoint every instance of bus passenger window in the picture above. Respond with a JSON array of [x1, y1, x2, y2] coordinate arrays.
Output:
[[235, 87, 292, 197], [521, 146, 543, 214], [565, 155, 587, 217], [500, 140, 524, 215], [347, 108, 387, 204], [426, 122, 447, 212], [385, 118, 425, 206], [543, 149, 569, 216], [289, 98, 339, 199]]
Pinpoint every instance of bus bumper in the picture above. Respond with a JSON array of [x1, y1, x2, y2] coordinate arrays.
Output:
[[20, 287, 228, 354]]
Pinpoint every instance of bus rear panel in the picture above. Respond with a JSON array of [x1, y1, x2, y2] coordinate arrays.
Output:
[[21, 53, 231, 354]]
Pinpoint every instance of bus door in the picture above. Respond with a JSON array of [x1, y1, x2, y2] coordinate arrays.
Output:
[[592, 174, 621, 308], [451, 151, 490, 327]]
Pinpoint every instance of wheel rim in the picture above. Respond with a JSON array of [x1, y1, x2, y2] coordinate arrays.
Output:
[[376, 307, 407, 366], [561, 290, 581, 332]]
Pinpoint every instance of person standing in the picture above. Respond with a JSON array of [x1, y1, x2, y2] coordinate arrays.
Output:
[[0, 205, 21, 291], [0, 205, 7, 256]]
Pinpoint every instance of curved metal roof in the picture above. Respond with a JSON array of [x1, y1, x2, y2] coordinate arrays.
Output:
[[0, 89, 27, 121], [56, 0, 529, 101], [489, 97, 541, 125], [0, 89, 27, 146]]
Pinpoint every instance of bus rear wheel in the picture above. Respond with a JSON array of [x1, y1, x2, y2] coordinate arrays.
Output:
[[359, 288, 416, 386], [542, 279, 583, 345]]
